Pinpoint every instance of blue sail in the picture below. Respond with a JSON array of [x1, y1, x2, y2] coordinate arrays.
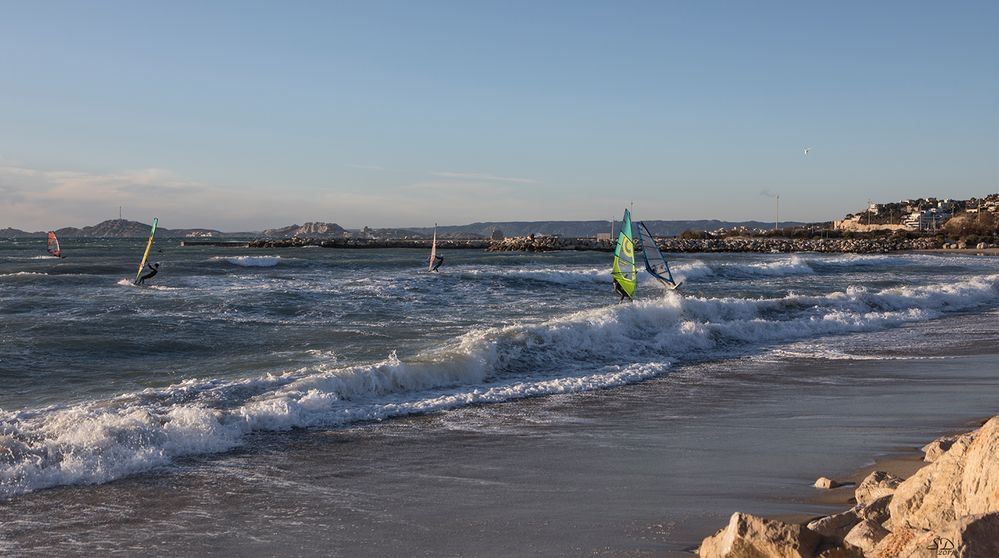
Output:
[[636, 221, 678, 288]]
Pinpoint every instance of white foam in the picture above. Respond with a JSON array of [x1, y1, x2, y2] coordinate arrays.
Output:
[[219, 255, 281, 267], [1, 273, 996, 498]]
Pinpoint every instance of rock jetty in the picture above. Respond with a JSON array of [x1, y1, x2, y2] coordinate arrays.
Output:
[[246, 237, 492, 249], [486, 236, 943, 253], [697, 416, 999, 558]]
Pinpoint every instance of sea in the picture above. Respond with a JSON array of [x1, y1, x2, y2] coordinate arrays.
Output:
[[1, 239, 998, 556]]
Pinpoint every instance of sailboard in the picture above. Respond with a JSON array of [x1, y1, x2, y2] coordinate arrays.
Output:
[[611, 209, 637, 299], [636, 221, 680, 289], [134, 218, 159, 284], [47, 231, 63, 258]]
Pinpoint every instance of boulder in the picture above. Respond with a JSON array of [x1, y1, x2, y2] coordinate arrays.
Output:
[[698, 512, 822, 558], [807, 509, 859, 540], [922, 434, 959, 463], [854, 471, 901, 506], [853, 495, 892, 525], [815, 477, 842, 489], [942, 512, 999, 558], [843, 519, 889, 555], [889, 418, 999, 531], [815, 545, 864, 558]]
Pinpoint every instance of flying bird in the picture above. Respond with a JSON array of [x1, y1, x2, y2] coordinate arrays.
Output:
[[804, 147, 812, 156]]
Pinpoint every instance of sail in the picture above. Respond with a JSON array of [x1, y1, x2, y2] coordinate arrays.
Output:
[[134, 218, 159, 283], [427, 225, 437, 271], [611, 209, 637, 298], [636, 221, 678, 288], [47, 231, 61, 257]]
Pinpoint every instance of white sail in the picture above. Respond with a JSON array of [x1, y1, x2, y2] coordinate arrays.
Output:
[[428, 225, 437, 272]]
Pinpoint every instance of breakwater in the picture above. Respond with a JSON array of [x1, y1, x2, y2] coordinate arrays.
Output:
[[202, 235, 950, 253], [243, 238, 493, 249], [486, 236, 944, 253]]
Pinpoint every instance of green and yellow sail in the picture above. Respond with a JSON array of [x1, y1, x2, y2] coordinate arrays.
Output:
[[134, 218, 158, 283], [612, 209, 637, 299]]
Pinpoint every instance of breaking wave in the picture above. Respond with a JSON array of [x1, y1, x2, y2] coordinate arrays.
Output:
[[1, 273, 996, 498], [219, 255, 281, 267]]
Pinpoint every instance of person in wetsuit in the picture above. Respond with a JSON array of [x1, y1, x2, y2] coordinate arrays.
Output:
[[613, 279, 630, 302], [430, 254, 444, 272], [135, 262, 160, 285]]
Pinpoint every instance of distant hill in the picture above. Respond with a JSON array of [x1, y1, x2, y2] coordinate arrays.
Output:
[[2, 218, 812, 240], [0, 220, 253, 239], [395, 220, 809, 238]]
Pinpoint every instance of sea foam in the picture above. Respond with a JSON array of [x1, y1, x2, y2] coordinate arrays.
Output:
[[1, 273, 996, 498]]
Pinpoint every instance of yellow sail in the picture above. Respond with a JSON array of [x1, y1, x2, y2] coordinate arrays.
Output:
[[134, 218, 159, 283]]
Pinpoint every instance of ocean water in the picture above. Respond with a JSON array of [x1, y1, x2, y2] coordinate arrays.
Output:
[[1, 239, 998, 555]]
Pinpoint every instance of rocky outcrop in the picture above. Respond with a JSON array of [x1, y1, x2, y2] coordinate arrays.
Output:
[[699, 416, 999, 558], [922, 434, 959, 462], [698, 512, 822, 558], [854, 472, 902, 506], [888, 418, 999, 531]]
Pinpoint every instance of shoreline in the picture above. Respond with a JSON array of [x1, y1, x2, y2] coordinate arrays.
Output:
[[697, 413, 999, 557], [176, 236, 999, 255]]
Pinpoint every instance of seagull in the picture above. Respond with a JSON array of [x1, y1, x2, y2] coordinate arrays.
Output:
[[804, 147, 812, 156]]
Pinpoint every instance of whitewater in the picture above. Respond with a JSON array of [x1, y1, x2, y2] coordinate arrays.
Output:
[[1, 241, 998, 502]]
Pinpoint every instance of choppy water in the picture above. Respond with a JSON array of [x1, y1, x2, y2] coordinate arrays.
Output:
[[1, 239, 999, 554]]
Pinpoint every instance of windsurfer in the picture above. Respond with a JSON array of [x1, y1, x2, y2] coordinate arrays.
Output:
[[613, 280, 630, 302], [430, 254, 444, 272], [135, 262, 160, 285]]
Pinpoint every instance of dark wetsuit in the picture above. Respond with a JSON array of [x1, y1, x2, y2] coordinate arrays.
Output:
[[135, 263, 158, 285], [613, 280, 630, 302], [430, 255, 444, 272]]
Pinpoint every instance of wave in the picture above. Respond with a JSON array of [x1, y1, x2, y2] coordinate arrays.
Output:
[[0, 271, 48, 278], [1, 273, 996, 498], [219, 255, 281, 267], [460, 266, 608, 286], [713, 255, 815, 278]]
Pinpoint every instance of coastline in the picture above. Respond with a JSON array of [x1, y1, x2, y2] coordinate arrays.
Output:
[[182, 236, 999, 255], [697, 413, 999, 557]]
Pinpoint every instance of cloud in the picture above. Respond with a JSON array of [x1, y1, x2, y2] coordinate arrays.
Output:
[[431, 171, 540, 185], [346, 164, 385, 171]]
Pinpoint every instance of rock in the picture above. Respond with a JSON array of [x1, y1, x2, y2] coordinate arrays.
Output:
[[854, 471, 902, 506], [854, 495, 892, 525], [815, 545, 864, 558], [698, 512, 822, 558], [815, 477, 842, 489], [843, 519, 890, 555], [807, 509, 859, 540], [889, 417, 999, 531], [922, 434, 959, 462], [942, 512, 999, 558]]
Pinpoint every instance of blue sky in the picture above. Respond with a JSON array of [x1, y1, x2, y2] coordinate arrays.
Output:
[[1, 1, 996, 230]]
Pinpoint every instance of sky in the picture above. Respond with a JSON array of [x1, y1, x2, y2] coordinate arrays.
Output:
[[1, 1, 997, 231]]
